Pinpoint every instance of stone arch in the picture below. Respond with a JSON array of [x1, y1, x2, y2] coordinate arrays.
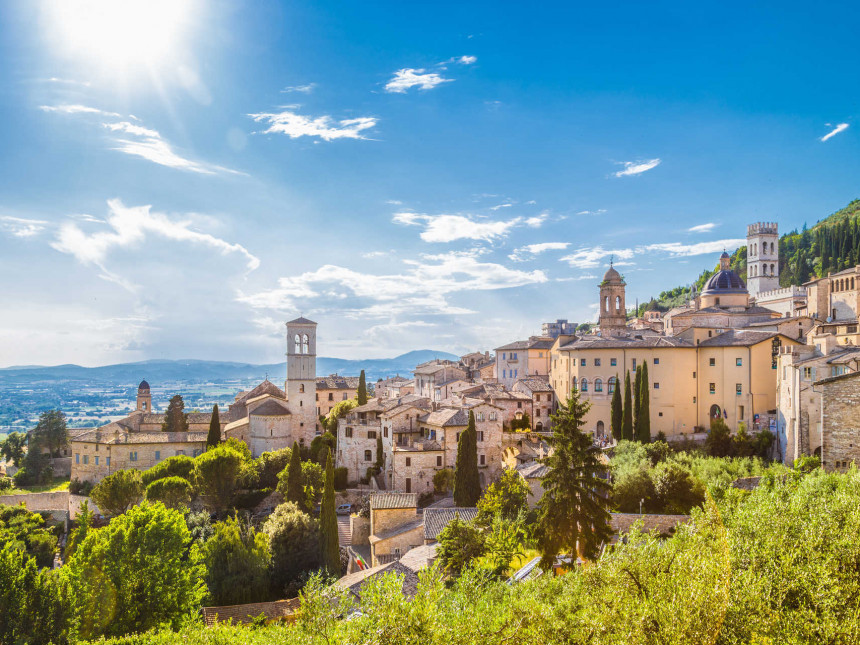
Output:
[[596, 420, 605, 438], [294, 334, 301, 354], [615, 295, 621, 311], [604, 296, 610, 313], [580, 378, 588, 392], [608, 376, 617, 394], [535, 422, 544, 432], [594, 378, 603, 393], [299, 384, 305, 393], [770, 264, 775, 275], [302, 333, 310, 354], [709, 404, 721, 419]]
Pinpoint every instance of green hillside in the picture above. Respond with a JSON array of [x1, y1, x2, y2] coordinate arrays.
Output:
[[636, 199, 860, 317]]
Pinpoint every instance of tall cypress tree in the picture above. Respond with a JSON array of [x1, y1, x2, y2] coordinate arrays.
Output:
[[206, 404, 221, 449], [610, 375, 622, 442], [161, 395, 189, 433], [319, 448, 340, 575], [357, 370, 368, 405], [286, 441, 305, 510], [622, 371, 633, 441], [637, 362, 651, 443], [454, 411, 481, 507], [632, 367, 642, 441]]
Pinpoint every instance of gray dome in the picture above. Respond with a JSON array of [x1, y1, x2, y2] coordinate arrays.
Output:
[[602, 265, 623, 284], [701, 270, 747, 295], [138, 379, 150, 391]]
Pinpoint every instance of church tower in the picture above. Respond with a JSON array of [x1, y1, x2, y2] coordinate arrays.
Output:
[[747, 222, 779, 298], [136, 380, 151, 413], [598, 263, 627, 336], [286, 317, 317, 444]]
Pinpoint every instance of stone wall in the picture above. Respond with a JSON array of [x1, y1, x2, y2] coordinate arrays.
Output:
[[350, 515, 370, 546], [0, 491, 100, 520], [370, 506, 418, 536], [370, 524, 424, 566], [820, 374, 860, 471]]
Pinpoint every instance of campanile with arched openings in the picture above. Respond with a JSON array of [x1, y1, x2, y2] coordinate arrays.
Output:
[[286, 316, 317, 443], [598, 262, 627, 335]]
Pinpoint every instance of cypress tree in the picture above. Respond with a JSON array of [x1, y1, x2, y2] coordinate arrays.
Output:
[[357, 370, 368, 405], [454, 411, 481, 507], [622, 371, 633, 441], [319, 448, 340, 575], [632, 367, 642, 441], [285, 441, 305, 510], [610, 374, 623, 442], [375, 434, 384, 472], [206, 404, 221, 449], [161, 395, 189, 433], [637, 362, 651, 443]]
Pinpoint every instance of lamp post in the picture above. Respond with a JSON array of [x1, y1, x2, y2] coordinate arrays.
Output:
[[639, 498, 644, 515]]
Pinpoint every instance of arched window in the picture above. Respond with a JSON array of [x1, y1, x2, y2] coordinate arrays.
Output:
[[302, 333, 309, 354], [580, 378, 588, 392], [604, 296, 610, 312], [771, 242, 775, 254], [294, 333, 301, 353], [770, 264, 775, 275], [594, 378, 603, 393], [596, 420, 605, 437], [299, 384, 305, 393], [608, 376, 617, 394], [571, 376, 577, 391], [615, 295, 621, 311]]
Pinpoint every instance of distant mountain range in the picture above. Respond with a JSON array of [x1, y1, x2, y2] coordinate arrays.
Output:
[[0, 349, 461, 386]]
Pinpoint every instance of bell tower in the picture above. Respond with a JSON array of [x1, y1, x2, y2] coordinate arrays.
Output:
[[598, 262, 627, 336], [747, 222, 779, 299], [136, 380, 151, 413], [286, 317, 318, 443]]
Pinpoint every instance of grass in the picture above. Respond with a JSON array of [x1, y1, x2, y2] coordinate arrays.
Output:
[[4, 476, 70, 495]]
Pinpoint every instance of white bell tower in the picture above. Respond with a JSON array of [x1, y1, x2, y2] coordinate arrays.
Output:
[[286, 317, 317, 443], [747, 222, 779, 298]]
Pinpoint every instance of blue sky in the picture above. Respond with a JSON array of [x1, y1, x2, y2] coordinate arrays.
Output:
[[0, 1, 858, 366]]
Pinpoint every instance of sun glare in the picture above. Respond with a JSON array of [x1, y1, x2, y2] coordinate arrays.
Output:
[[45, 0, 196, 73]]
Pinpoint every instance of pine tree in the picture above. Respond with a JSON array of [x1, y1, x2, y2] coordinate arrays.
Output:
[[535, 387, 612, 568], [454, 411, 481, 507], [285, 441, 304, 509], [610, 374, 623, 442], [319, 448, 340, 575], [632, 368, 642, 440], [375, 434, 384, 472], [622, 371, 633, 441], [637, 362, 651, 443], [357, 370, 368, 405], [206, 404, 221, 449], [161, 395, 189, 433]]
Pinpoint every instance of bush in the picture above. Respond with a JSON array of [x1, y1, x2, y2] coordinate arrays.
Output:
[[90, 469, 144, 517], [145, 476, 193, 510], [433, 468, 455, 495], [200, 516, 271, 606], [418, 491, 435, 508], [333, 467, 348, 491], [141, 455, 197, 487], [263, 502, 321, 595], [68, 478, 93, 496], [255, 448, 293, 489], [0, 476, 11, 491]]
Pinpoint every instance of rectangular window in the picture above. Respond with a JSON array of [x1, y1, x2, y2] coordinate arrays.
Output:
[[477, 431, 484, 442], [739, 406, 745, 420], [345, 427, 353, 438], [709, 358, 716, 366], [367, 430, 377, 439], [477, 412, 484, 421], [654, 382, 660, 389], [342, 393, 348, 401], [328, 393, 334, 401], [610, 358, 617, 366], [632, 359, 637, 371], [405, 457, 411, 466], [383, 428, 388, 438], [155, 450, 161, 461], [736, 358, 743, 367], [479, 454, 486, 466], [130, 451, 137, 462], [95, 456, 99, 466], [364, 450, 372, 462], [106, 457, 111, 466], [489, 412, 497, 421], [83, 455, 88, 464], [736, 383, 742, 395], [514, 369, 518, 378], [594, 358, 601, 366], [517, 402, 522, 409], [75, 453, 79, 464], [502, 352, 506, 360], [654, 358, 660, 365], [709, 383, 716, 394], [693, 371, 696, 379], [580, 358, 586, 366], [436, 455, 442, 467], [803, 367, 813, 379]]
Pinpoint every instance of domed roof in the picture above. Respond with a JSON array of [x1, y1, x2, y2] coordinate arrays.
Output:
[[138, 379, 150, 391], [701, 269, 747, 296], [602, 265, 623, 284], [720, 251, 730, 259]]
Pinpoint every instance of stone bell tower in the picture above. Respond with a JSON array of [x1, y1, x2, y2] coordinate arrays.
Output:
[[286, 316, 318, 443], [598, 262, 627, 336], [747, 222, 779, 298], [136, 379, 152, 412]]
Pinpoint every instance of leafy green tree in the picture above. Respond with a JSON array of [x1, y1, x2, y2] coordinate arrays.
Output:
[[454, 411, 481, 507], [436, 515, 486, 576], [200, 516, 271, 606], [622, 371, 634, 441], [706, 417, 733, 457], [161, 395, 189, 433], [145, 476, 193, 510], [196, 444, 244, 512], [476, 468, 530, 522], [357, 370, 368, 405], [66, 500, 94, 561], [433, 467, 455, 494], [632, 367, 642, 441], [0, 431, 26, 467], [90, 469, 144, 517], [536, 388, 612, 567], [325, 398, 359, 433], [309, 433, 336, 465], [207, 403, 221, 449], [62, 502, 206, 640], [794, 454, 820, 473], [0, 544, 69, 645], [32, 409, 69, 457], [186, 510, 214, 544], [0, 503, 58, 568], [611, 465, 657, 513], [319, 448, 340, 575], [301, 461, 325, 510], [263, 502, 321, 594], [141, 454, 196, 486], [283, 441, 305, 509], [484, 516, 527, 577], [610, 374, 623, 442], [254, 447, 293, 489], [651, 462, 704, 514], [521, 411, 532, 430], [636, 361, 651, 443]]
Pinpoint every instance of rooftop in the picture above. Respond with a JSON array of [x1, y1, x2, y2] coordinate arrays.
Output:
[[423, 508, 479, 541], [336, 560, 420, 601], [370, 492, 418, 510], [697, 329, 783, 347], [201, 598, 300, 626]]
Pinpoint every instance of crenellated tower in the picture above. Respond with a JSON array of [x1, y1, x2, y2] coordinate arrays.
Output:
[[747, 222, 779, 298]]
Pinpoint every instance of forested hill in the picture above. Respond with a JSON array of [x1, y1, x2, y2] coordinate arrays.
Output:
[[636, 199, 860, 316]]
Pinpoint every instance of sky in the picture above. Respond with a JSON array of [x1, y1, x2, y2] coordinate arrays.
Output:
[[0, 1, 858, 367]]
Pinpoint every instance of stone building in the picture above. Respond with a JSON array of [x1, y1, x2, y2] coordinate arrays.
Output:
[[542, 319, 576, 339], [375, 375, 412, 400], [746, 222, 780, 298], [512, 376, 555, 432], [368, 493, 424, 566], [412, 360, 469, 400], [816, 371, 860, 471], [316, 374, 360, 423], [802, 265, 860, 322], [598, 263, 627, 336], [495, 337, 554, 388]]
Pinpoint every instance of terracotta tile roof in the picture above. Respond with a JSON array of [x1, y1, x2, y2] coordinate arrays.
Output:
[[559, 335, 694, 351], [419, 408, 469, 427], [516, 461, 549, 479], [250, 399, 291, 416], [370, 492, 417, 510], [515, 376, 553, 392], [316, 375, 361, 389], [336, 561, 420, 601], [201, 598, 300, 626], [72, 429, 208, 445], [287, 316, 316, 325], [496, 337, 554, 351], [815, 370, 860, 385], [423, 508, 479, 541], [233, 380, 286, 406], [697, 329, 782, 347]]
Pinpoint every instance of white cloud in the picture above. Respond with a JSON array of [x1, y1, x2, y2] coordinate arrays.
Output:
[[0, 216, 48, 238], [525, 213, 548, 227], [821, 123, 849, 142], [51, 199, 259, 290], [509, 242, 570, 262], [560, 246, 635, 269], [688, 222, 716, 233], [556, 274, 598, 282], [577, 209, 607, 216], [639, 238, 745, 257], [281, 83, 316, 94], [361, 251, 390, 259], [453, 55, 477, 65], [239, 250, 548, 318], [384, 68, 452, 93], [489, 203, 513, 211], [249, 109, 377, 141], [392, 212, 522, 243], [614, 158, 661, 177], [40, 104, 120, 117]]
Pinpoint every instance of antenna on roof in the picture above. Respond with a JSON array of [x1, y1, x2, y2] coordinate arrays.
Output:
[[609, 254, 614, 266]]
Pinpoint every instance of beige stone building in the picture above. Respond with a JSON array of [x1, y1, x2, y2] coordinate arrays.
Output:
[[495, 337, 554, 388], [802, 265, 860, 322], [816, 371, 860, 472], [316, 374, 360, 426], [375, 376, 412, 399], [368, 493, 424, 566], [413, 360, 469, 400], [513, 376, 555, 432]]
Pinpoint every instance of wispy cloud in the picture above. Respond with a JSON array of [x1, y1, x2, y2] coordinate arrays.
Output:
[[525, 214, 548, 227], [51, 199, 259, 291], [614, 158, 661, 177], [45, 78, 91, 87], [0, 216, 48, 238], [639, 238, 745, 257], [688, 222, 716, 233], [281, 83, 316, 94], [249, 109, 377, 141], [393, 212, 525, 243], [509, 242, 570, 262], [40, 104, 120, 117], [385, 68, 452, 93], [452, 55, 477, 65], [560, 246, 635, 269], [821, 123, 849, 142], [489, 203, 513, 211], [577, 209, 607, 216]]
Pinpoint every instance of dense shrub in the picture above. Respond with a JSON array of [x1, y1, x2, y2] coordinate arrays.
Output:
[[69, 478, 94, 496], [200, 516, 271, 606], [0, 475, 11, 491], [333, 466, 348, 491], [263, 502, 321, 595], [141, 455, 197, 487]]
